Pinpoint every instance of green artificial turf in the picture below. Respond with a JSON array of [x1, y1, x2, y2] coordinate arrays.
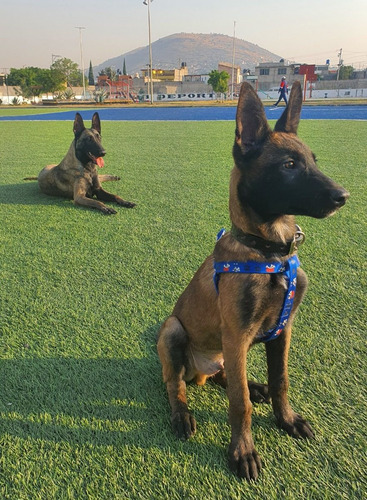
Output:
[[0, 107, 72, 117], [0, 118, 366, 499]]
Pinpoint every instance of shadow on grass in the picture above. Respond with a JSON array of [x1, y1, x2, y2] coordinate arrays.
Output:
[[0, 183, 129, 214], [0, 182, 70, 207], [0, 358, 275, 454]]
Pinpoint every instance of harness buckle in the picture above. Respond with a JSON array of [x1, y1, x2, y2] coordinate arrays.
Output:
[[289, 225, 305, 254]]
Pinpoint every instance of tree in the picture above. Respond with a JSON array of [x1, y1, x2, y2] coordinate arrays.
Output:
[[50, 58, 83, 87], [88, 61, 95, 86], [208, 70, 230, 98], [99, 67, 118, 81], [39, 68, 64, 94], [8, 67, 63, 100], [123, 58, 127, 76], [338, 65, 354, 80], [8, 67, 41, 99]]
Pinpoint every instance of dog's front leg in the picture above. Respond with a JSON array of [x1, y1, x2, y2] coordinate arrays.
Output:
[[98, 174, 120, 182], [222, 324, 262, 481], [265, 326, 315, 439], [94, 187, 136, 208], [74, 181, 118, 214]]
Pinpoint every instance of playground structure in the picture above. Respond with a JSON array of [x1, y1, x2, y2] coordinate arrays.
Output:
[[96, 74, 139, 102]]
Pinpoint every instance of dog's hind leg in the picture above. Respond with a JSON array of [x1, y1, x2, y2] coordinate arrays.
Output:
[[211, 372, 270, 403], [248, 381, 271, 404], [98, 175, 121, 182], [157, 316, 197, 440]]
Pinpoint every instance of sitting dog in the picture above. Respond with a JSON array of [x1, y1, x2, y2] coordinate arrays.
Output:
[[157, 81, 349, 480], [25, 112, 135, 214]]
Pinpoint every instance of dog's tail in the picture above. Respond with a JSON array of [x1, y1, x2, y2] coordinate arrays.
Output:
[[23, 177, 38, 181]]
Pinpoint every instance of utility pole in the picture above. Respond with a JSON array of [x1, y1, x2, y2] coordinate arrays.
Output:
[[143, 0, 154, 104], [337, 48, 343, 81], [231, 21, 236, 100], [51, 54, 61, 65], [75, 26, 86, 99]]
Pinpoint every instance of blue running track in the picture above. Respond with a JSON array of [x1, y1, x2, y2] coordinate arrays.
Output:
[[0, 105, 366, 121]]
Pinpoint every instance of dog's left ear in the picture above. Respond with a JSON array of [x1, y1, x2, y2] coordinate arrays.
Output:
[[73, 113, 85, 137], [274, 81, 302, 134], [91, 113, 101, 134]]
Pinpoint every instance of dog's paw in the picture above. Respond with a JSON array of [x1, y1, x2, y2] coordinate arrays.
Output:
[[116, 199, 136, 208], [101, 206, 117, 215], [248, 381, 271, 404], [123, 201, 136, 208], [171, 411, 196, 440], [229, 439, 262, 481], [277, 413, 315, 439]]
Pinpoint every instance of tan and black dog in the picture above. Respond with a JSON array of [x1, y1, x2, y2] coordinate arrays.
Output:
[[25, 112, 135, 214], [157, 81, 349, 481]]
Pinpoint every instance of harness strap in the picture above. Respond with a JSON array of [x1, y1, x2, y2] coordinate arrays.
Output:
[[213, 229, 300, 342]]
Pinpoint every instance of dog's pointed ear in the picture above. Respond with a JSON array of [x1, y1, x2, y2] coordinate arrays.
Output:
[[274, 81, 302, 134], [235, 82, 271, 154], [73, 113, 85, 137], [91, 112, 101, 134]]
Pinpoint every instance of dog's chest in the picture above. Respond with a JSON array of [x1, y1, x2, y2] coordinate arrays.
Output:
[[82, 168, 98, 194], [238, 272, 291, 331]]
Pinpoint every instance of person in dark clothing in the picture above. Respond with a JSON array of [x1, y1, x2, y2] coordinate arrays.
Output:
[[274, 76, 288, 106]]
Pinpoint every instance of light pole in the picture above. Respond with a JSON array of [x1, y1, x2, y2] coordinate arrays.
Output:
[[143, 0, 154, 104], [75, 26, 86, 99], [231, 21, 236, 100]]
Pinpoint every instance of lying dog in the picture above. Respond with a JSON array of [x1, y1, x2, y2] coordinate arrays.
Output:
[[157, 81, 349, 480], [25, 112, 135, 214]]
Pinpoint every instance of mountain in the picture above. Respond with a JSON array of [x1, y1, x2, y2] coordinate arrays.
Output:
[[94, 32, 281, 76]]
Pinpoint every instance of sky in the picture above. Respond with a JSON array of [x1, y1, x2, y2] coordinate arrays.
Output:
[[1, 0, 366, 72]]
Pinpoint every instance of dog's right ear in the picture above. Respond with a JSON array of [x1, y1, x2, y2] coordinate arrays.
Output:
[[91, 112, 101, 134], [235, 82, 271, 154], [73, 113, 85, 137], [274, 81, 302, 134]]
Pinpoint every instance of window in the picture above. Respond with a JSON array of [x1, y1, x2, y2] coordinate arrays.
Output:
[[260, 68, 269, 75], [278, 68, 287, 75]]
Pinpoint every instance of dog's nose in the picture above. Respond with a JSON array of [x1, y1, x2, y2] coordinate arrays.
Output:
[[100, 150, 106, 157], [331, 188, 349, 207]]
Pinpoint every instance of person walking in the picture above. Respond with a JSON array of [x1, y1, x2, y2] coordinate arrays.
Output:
[[274, 76, 288, 106]]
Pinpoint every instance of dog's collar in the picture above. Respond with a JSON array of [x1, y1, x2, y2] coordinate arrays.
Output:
[[230, 224, 305, 257]]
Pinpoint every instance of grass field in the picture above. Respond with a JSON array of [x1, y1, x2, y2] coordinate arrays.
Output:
[[0, 117, 366, 499]]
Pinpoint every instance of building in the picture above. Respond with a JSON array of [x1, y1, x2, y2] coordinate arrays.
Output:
[[254, 59, 355, 91], [183, 74, 210, 84], [141, 63, 188, 82], [218, 62, 241, 87], [255, 59, 306, 91]]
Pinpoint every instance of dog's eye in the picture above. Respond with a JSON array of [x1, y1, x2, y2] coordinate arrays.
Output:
[[283, 160, 295, 169]]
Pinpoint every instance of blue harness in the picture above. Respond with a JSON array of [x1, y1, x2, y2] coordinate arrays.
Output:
[[213, 229, 300, 343]]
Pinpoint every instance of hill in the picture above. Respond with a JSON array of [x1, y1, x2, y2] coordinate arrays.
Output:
[[94, 32, 281, 76]]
